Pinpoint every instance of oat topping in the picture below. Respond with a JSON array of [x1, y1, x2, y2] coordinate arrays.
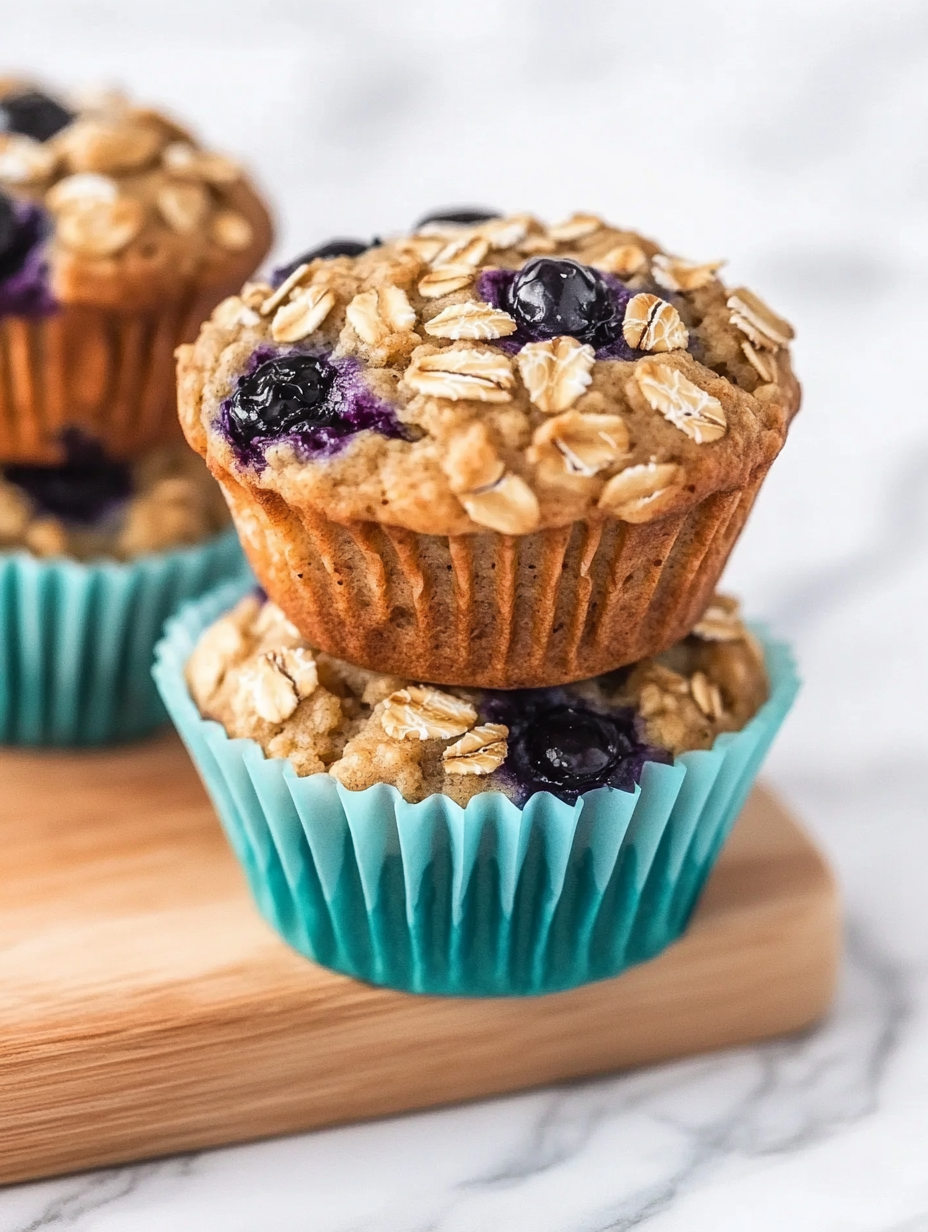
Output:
[[740, 340, 779, 384], [417, 263, 476, 299], [382, 685, 477, 741], [651, 254, 725, 293], [424, 300, 517, 341], [622, 294, 688, 353], [548, 212, 604, 242], [516, 336, 595, 413], [442, 724, 509, 776], [156, 182, 210, 234], [161, 142, 241, 185], [633, 360, 727, 444], [689, 670, 724, 720], [529, 410, 630, 478], [404, 345, 515, 402], [460, 469, 541, 535], [56, 197, 145, 256], [346, 285, 416, 343], [592, 244, 648, 276], [211, 210, 255, 252], [271, 284, 336, 343], [45, 172, 117, 210], [727, 287, 794, 351], [597, 461, 685, 522], [692, 595, 746, 642], [0, 134, 58, 183], [245, 646, 319, 724]]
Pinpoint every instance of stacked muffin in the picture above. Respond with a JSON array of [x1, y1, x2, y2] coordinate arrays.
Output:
[[157, 208, 801, 994], [0, 80, 271, 743]]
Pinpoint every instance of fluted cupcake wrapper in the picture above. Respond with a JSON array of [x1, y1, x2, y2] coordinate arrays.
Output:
[[153, 577, 800, 997], [0, 292, 229, 464], [219, 463, 771, 689], [0, 529, 247, 746]]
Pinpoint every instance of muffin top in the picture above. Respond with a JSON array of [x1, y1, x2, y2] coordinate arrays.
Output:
[[0, 80, 272, 312], [187, 591, 768, 806], [0, 440, 229, 560], [179, 209, 800, 537]]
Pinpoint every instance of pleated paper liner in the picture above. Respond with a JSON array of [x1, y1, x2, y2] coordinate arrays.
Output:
[[0, 528, 246, 746], [0, 284, 250, 464], [153, 576, 800, 997], [217, 461, 771, 689]]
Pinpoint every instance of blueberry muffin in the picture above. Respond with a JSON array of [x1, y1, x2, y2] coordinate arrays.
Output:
[[0, 436, 229, 560], [178, 209, 799, 687], [0, 79, 272, 462], [187, 590, 768, 806]]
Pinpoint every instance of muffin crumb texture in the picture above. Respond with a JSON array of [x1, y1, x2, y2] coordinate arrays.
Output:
[[180, 209, 800, 537], [187, 592, 769, 805], [0, 442, 230, 559]]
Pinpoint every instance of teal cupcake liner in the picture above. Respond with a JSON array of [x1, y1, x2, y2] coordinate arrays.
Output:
[[153, 578, 800, 997], [1, 529, 247, 746]]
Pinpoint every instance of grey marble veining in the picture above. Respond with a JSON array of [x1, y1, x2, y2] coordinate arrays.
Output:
[[3, 0, 928, 1227]]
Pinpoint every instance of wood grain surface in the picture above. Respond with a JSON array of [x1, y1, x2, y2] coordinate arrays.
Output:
[[0, 732, 840, 1184]]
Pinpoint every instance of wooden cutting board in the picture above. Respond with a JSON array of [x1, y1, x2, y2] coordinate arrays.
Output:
[[0, 732, 840, 1185]]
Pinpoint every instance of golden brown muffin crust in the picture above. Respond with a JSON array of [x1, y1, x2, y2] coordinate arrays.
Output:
[[179, 211, 799, 538]]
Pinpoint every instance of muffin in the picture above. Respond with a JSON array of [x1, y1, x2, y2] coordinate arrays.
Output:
[[178, 209, 799, 688], [154, 579, 799, 994], [0, 438, 245, 745], [0, 79, 272, 463]]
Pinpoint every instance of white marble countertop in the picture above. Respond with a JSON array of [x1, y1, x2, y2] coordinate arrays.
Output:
[[4, 0, 928, 1227]]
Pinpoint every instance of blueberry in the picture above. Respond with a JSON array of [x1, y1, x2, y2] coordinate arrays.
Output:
[[517, 705, 634, 792], [0, 89, 73, 142], [0, 192, 17, 259], [506, 257, 620, 347], [226, 354, 338, 444], [273, 239, 372, 286], [4, 430, 131, 524], [415, 207, 501, 228], [0, 190, 39, 282]]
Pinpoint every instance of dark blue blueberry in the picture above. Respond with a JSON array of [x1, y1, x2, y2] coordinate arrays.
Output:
[[272, 239, 373, 286], [4, 430, 131, 524], [0, 190, 36, 281], [0, 89, 73, 142], [482, 690, 670, 805], [506, 257, 622, 348], [225, 354, 338, 445], [514, 705, 636, 793], [415, 207, 501, 228]]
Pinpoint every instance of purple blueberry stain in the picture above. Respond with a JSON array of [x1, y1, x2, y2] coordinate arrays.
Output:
[[4, 428, 131, 525], [220, 347, 411, 470], [479, 689, 671, 806], [0, 193, 55, 318]]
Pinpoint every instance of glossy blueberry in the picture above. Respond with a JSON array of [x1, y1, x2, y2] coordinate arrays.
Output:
[[226, 354, 338, 445], [273, 239, 373, 286], [415, 207, 501, 228], [0, 89, 73, 142], [516, 705, 635, 792], [506, 257, 621, 347], [4, 430, 131, 524]]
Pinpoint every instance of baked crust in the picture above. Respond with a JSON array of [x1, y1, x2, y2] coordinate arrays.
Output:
[[0, 82, 272, 312], [180, 211, 799, 538]]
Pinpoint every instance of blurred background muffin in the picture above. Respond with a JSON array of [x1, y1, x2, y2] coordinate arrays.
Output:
[[0, 78, 272, 462]]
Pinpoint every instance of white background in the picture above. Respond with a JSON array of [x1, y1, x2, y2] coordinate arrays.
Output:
[[3, 2, 928, 1228]]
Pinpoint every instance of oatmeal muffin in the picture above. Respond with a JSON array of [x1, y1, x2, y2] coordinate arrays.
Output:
[[179, 208, 799, 688], [0, 437, 229, 560], [187, 591, 768, 806], [0, 435, 245, 746], [0, 79, 272, 462], [155, 579, 798, 994]]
